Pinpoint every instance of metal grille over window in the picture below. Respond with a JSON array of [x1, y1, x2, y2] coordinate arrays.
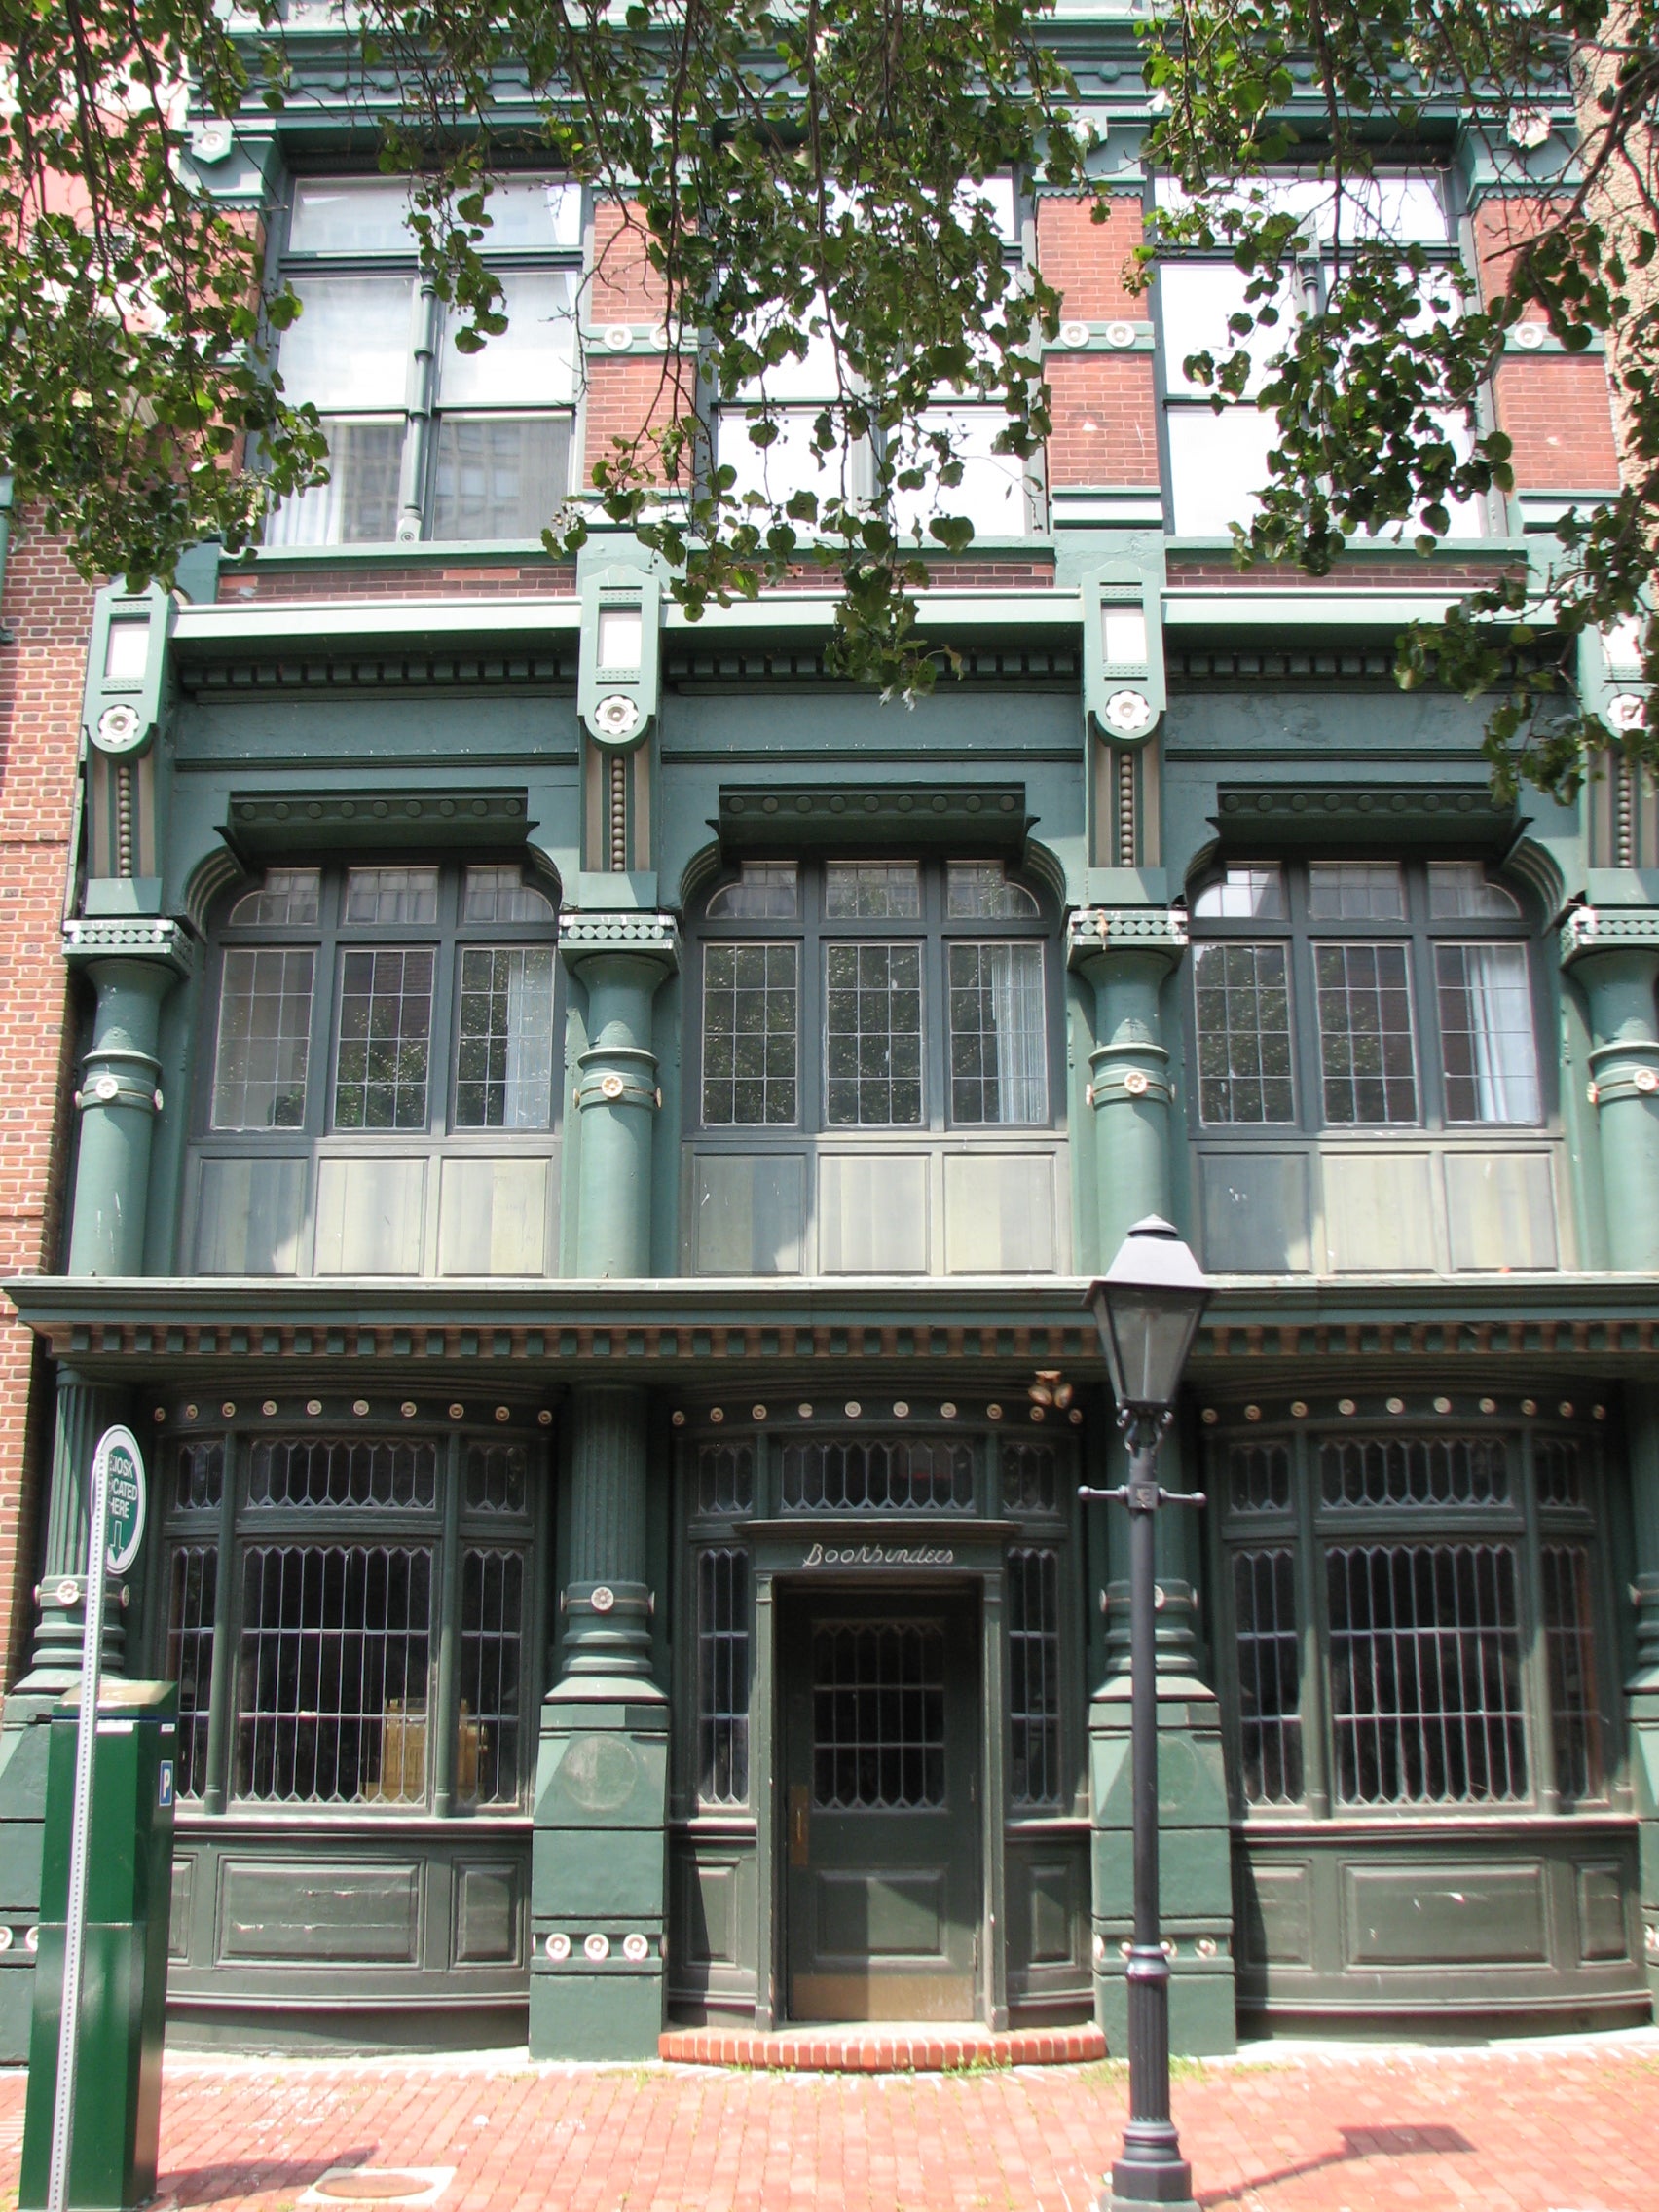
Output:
[[459, 1548, 525, 1808], [812, 1621, 945, 1809], [236, 1544, 434, 1805], [166, 1546, 217, 1800], [463, 1442, 528, 1514], [1233, 1549, 1303, 1807], [1227, 1441, 1291, 1514], [211, 949, 315, 1131], [1008, 1549, 1062, 1806], [702, 944, 798, 1125], [697, 1548, 751, 1804], [946, 942, 1048, 1124], [781, 1437, 974, 1512], [173, 1438, 225, 1513], [1314, 941, 1419, 1124], [696, 1443, 755, 1515], [333, 947, 435, 1130], [824, 941, 923, 1125], [1193, 943, 1294, 1124], [1535, 1438, 1585, 1509], [1319, 1435, 1508, 1510], [248, 1436, 439, 1510], [1001, 1442, 1060, 1514], [1326, 1542, 1527, 1806], [1542, 1543, 1604, 1802]]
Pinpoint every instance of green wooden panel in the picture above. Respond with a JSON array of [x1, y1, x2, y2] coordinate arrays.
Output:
[[942, 1153, 1057, 1274], [1576, 1862, 1629, 1962], [1198, 1151, 1311, 1272], [818, 1154, 928, 1273], [195, 1157, 306, 1274], [680, 1855, 738, 1967], [819, 1871, 943, 1958], [690, 1153, 805, 1275], [437, 1157, 549, 1275], [1235, 1860, 1312, 1968], [216, 1860, 422, 1964], [0, 1825, 44, 1912], [453, 1861, 521, 1965], [168, 1855, 193, 1963], [1444, 1151, 1559, 1272], [1027, 1858, 1074, 1964], [1342, 1862, 1546, 1967], [534, 1828, 665, 1919], [1322, 1151, 1437, 1272], [314, 1158, 426, 1274]]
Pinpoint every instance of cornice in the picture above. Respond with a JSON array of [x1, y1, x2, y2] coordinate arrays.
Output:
[[1067, 906, 1189, 967], [559, 910, 682, 966], [225, 789, 534, 856], [61, 917, 196, 976]]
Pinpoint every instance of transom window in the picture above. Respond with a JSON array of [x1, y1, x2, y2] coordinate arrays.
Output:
[[694, 857, 1051, 1133], [266, 175, 582, 546], [1218, 1414, 1607, 1817], [1190, 858, 1541, 1131], [205, 860, 559, 1137]]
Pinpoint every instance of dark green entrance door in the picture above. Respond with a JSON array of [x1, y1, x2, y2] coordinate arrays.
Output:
[[782, 1588, 980, 2021]]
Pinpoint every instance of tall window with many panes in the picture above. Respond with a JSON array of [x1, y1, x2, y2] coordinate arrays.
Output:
[[692, 857, 1053, 1135], [265, 176, 581, 545], [1153, 171, 1487, 540], [1189, 860, 1542, 1135]]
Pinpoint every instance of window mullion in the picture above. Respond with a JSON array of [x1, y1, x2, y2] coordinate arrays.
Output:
[[202, 1430, 242, 1816], [431, 1429, 464, 1816], [400, 274, 441, 540]]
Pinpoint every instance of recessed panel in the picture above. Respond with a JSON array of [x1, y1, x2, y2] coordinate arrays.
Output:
[[1343, 1862, 1546, 1966], [691, 1153, 805, 1274], [314, 1157, 426, 1274], [1322, 1152, 1437, 1272], [1444, 1151, 1559, 1272], [438, 1157, 549, 1274], [942, 1153, 1057, 1273], [453, 1862, 521, 1965], [818, 1154, 929, 1273], [218, 1860, 421, 1964], [195, 1157, 306, 1274], [1235, 1861, 1312, 1968], [817, 1870, 945, 1960], [1577, 1862, 1629, 1963], [1198, 1151, 1311, 1272]]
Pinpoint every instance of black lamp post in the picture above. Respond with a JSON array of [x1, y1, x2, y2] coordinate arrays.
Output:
[[1083, 1215, 1212, 2212]]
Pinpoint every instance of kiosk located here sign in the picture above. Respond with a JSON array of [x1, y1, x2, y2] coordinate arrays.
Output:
[[98, 1428, 146, 1578]]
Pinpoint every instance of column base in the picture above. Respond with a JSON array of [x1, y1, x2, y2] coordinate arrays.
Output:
[[0, 1706, 53, 2065]]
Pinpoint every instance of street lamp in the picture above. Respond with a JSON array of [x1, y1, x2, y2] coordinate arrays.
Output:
[[1083, 1216, 1212, 2212]]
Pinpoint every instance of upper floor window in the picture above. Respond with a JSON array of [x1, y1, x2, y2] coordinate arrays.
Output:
[[266, 176, 582, 547], [205, 860, 559, 1137], [1153, 170, 1483, 540], [693, 857, 1052, 1133], [715, 183, 1036, 542], [1190, 859, 1541, 1132]]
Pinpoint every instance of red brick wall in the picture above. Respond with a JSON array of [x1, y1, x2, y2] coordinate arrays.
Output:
[[590, 202, 669, 323], [582, 355, 697, 490], [1044, 356, 1160, 486], [1493, 355, 1622, 491], [1035, 193, 1146, 318], [0, 526, 90, 1687]]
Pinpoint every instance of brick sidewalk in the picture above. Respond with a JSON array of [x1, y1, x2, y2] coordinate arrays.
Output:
[[5, 2037, 1659, 2212]]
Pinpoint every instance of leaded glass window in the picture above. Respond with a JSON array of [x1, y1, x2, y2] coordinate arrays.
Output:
[[1009, 1548, 1062, 1806], [1541, 1543, 1603, 1803], [459, 1548, 525, 1807], [334, 947, 436, 1129], [781, 1435, 975, 1511], [248, 1435, 439, 1510], [1435, 943, 1540, 1124], [1233, 1548, 1303, 1807], [697, 1548, 751, 1804], [825, 863, 921, 919], [1314, 940, 1418, 1124], [702, 943, 799, 1125], [947, 942, 1047, 1124], [824, 941, 923, 1125], [812, 1621, 945, 1808], [211, 949, 314, 1130], [453, 947, 556, 1128], [1194, 942, 1294, 1124], [166, 1546, 217, 1801]]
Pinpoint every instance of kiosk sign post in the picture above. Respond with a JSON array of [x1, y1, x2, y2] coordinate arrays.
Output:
[[46, 1426, 146, 2212]]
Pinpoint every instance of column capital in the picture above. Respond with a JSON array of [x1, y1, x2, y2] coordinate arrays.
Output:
[[559, 910, 681, 976], [1066, 905, 1189, 976]]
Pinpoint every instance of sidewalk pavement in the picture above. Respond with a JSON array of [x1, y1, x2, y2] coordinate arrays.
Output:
[[5, 2031, 1659, 2212]]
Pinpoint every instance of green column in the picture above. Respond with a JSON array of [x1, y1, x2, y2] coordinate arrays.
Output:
[[1087, 1412, 1235, 2057], [1067, 908, 1187, 1270], [1562, 913, 1659, 1270], [1625, 1384, 1659, 2007], [530, 1384, 667, 2058], [561, 916, 679, 1279], [0, 1371, 131, 2062], [62, 923, 193, 1278]]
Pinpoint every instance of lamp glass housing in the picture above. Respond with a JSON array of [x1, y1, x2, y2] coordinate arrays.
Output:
[[1087, 1216, 1211, 1416]]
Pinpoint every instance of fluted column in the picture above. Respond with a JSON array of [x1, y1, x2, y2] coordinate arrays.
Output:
[[1625, 1385, 1659, 2004], [560, 914, 679, 1278], [1067, 907, 1188, 1270], [556, 1383, 659, 1697], [62, 920, 193, 1277], [1562, 910, 1659, 1270]]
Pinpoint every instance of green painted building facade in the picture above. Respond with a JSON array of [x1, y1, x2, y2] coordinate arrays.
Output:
[[1, 18, 1657, 2062]]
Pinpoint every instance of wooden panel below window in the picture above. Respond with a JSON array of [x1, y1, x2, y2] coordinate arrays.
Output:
[[1198, 1152, 1311, 1273], [217, 1858, 422, 1965], [818, 1155, 929, 1273], [942, 1153, 1057, 1274], [195, 1157, 306, 1274], [314, 1158, 426, 1274], [1323, 1152, 1437, 1272], [690, 1153, 805, 1275], [437, 1157, 550, 1275], [1444, 1151, 1559, 1272]]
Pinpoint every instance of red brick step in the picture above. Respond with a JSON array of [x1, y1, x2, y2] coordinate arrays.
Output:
[[658, 2021, 1107, 2071]]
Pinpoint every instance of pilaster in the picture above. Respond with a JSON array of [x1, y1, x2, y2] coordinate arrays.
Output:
[[62, 919, 194, 1278], [560, 912, 679, 1279], [530, 1383, 667, 2058], [1624, 1383, 1659, 2004], [1561, 908, 1659, 1270], [1067, 906, 1188, 1269]]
